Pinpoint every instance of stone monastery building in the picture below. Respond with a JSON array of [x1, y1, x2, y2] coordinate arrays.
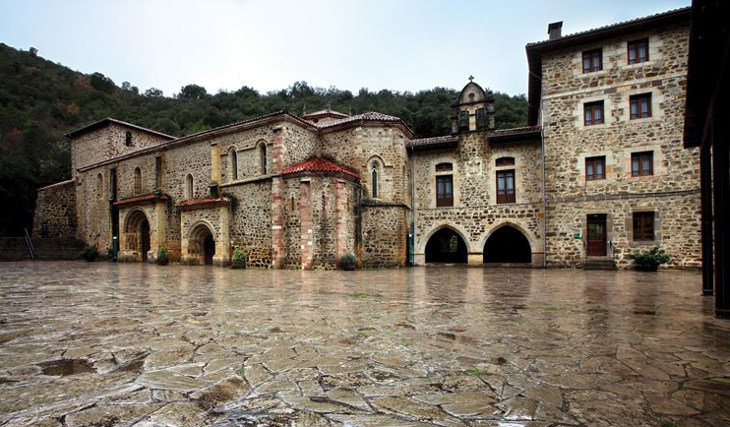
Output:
[[34, 7, 700, 269]]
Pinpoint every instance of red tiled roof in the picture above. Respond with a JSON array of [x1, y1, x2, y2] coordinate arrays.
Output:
[[281, 157, 360, 179], [37, 179, 75, 191], [177, 197, 230, 211], [407, 135, 460, 148], [316, 112, 403, 129], [491, 125, 542, 137], [113, 194, 168, 207]]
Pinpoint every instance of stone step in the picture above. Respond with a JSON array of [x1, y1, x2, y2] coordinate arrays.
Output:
[[584, 257, 617, 270]]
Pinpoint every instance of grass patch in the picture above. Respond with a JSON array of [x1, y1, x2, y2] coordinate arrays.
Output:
[[351, 293, 367, 299], [659, 420, 676, 427], [465, 368, 483, 377], [235, 368, 243, 377]]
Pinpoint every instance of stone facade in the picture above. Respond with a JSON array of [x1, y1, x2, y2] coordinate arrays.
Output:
[[33, 8, 699, 270]]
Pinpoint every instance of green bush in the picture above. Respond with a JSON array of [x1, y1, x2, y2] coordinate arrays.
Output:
[[81, 245, 99, 262], [339, 252, 357, 271], [156, 246, 169, 265], [232, 248, 247, 269], [630, 246, 670, 271]]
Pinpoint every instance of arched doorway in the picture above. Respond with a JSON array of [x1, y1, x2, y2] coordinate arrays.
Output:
[[189, 224, 216, 265], [125, 210, 151, 262], [425, 227, 468, 264], [483, 225, 531, 263]]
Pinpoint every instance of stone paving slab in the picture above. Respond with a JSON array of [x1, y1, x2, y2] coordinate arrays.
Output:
[[0, 261, 729, 425]]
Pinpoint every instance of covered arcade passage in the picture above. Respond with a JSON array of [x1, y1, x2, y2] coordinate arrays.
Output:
[[483, 225, 531, 263], [425, 228, 468, 264]]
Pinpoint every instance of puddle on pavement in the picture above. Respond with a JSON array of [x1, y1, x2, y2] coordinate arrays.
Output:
[[38, 358, 96, 376]]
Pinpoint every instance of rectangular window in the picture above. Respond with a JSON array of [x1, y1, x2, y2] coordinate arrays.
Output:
[[585, 156, 606, 180], [627, 38, 649, 64], [458, 111, 469, 132], [154, 156, 162, 190], [631, 151, 654, 177], [496, 170, 515, 204], [476, 108, 488, 130], [436, 175, 453, 207], [584, 101, 604, 126], [630, 93, 652, 119], [633, 212, 655, 241], [582, 48, 603, 73]]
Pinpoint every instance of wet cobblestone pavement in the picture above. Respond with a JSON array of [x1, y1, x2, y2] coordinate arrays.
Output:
[[0, 262, 729, 426]]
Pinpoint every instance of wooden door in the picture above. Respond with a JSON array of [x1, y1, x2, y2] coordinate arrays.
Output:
[[587, 214, 607, 256]]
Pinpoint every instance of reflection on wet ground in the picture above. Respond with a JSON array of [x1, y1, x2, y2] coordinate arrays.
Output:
[[0, 261, 728, 426]]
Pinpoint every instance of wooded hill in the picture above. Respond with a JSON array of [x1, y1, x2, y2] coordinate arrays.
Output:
[[0, 42, 528, 235]]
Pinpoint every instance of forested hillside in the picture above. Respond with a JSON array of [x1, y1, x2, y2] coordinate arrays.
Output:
[[0, 43, 527, 235]]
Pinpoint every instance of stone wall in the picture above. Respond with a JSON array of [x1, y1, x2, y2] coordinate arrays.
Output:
[[361, 204, 408, 268], [70, 123, 170, 172], [33, 180, 77, 238], [224, 179, 273, 268]]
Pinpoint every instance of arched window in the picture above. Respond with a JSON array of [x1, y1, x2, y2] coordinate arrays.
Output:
[[96, 173, 104, 200], [185, 174, 194, 200], [228, 148, 238, 181], [371, 165, 378, 198], [321, 193, 326, 212], [133, 167, 142, 195], [259, 142, 267, 174]]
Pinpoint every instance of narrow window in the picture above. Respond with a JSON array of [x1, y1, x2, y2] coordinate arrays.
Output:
[[133, 167, 142, 195], [436, 175, 453, 207], [290, 195, 295, 211], [582, 48, 603, 73], [96, 173, 104, 200], [627, 38, 649, 64], [584, 101, 604, 126], [125, 131, 132, 147], [371, 166, 378, 198], [631, 151, 653, 177], [458, 111, 469, 132], [495, 157, 515, 167], [321, 193, 326, 212], [633, 212, 655, 241], [154, 156, 162, 190], [496, 170, 515, 204], [585, 156, 606, 180], [435, 162, 453, 172], [228, 148, 238, 181], [476, 107, 487, 130], [185, 174, 194, 199], [259, 143, 267, 174], [630, 94, 652, 119]]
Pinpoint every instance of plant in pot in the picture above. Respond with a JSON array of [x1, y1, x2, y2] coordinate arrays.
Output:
[[339, 252, 357, 271], [156, 246, 169, 265], [232, 248, 247, 269], [630, 246, 670, 271], [81, 244, 99, 262]]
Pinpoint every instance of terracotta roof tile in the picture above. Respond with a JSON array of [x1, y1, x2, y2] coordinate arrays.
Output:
[[316, 112, 403, 129], [407, 135, 460, 148], [491, 125, 542, 137], [65, 118, 175, 140], [37, 179, 75, 191], [281, 157, 360, 179], [113, 194, 169, 207], [177, 197, 230, 210]]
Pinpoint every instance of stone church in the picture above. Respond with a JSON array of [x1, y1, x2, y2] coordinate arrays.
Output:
[[34, 7, 700, 269]]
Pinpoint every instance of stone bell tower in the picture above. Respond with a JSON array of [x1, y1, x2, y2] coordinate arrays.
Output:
[[451, 76, 495, 134]]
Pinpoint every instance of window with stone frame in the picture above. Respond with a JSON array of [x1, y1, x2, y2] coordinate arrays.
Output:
[[476, 108, 488, 130], [495, 157, 515, 167], [584, 101, 604, 126], [627, 38, 649, 64], [436, 175, 453, 207], [133, 167, 142, 195], [633, 211, 655, 241], [125, 131, 132, 147], [496, 169, 515, 204], [185, 174, 194, 199], [631, 151, 653, 177], [371, 165, 378, 198], [228, 148, 238, 181], [458, 111, 469, 132], [630, 93, 652, 119], [582, 48, 603, 73], [585, 156, 606, 180], [258, 142, 267, 175]]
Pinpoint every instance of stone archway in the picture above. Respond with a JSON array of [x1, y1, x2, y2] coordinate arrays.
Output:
[[483, 225, 531, 263], [124, 209, 151, 262], [189, 223, 216, 265], [425, 227, 468, 264]]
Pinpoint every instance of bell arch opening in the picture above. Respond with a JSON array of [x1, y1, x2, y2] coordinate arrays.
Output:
[[189, 223, 216, 265], [483, 225, 531, 263], [425, 227, 468, 264], [124, 210, 151, 262]]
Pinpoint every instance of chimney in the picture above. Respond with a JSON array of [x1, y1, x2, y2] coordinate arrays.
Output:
[[548, 21, 563, 40]]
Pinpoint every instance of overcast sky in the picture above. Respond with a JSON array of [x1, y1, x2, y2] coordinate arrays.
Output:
[[0, 0, 689, 97]]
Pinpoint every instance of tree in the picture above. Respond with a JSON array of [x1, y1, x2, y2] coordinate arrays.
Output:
[[144, 87, 163, 97], [89, 72, 115, 94], [179, 84, 208, 100], [121, 81, 132, 91]]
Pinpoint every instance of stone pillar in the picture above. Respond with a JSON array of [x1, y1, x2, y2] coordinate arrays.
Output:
[[300, 180, 313, 269], [467, 253, 482, 266], [335, 179, 347, 259], [271, 126, 286, 174], [213, 205, 230, 266], [270, 126, 287, 268], [210, 143, 221, 184]]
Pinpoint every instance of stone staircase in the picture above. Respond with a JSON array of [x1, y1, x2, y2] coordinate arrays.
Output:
[[0, 237, 86, 261], [584, 256, 617, 270]]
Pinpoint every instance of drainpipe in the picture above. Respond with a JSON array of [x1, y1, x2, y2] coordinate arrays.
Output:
[[410, 143, 416, 266], [540, 83, 548, 268]]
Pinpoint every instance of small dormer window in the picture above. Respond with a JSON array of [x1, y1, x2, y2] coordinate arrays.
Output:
[[458, 111, 469, 132], [125, 131, 132, 146]]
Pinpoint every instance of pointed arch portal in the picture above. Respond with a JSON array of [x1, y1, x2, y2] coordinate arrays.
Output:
[[483, 225, 531, 263], [425, 228, 468, 264]]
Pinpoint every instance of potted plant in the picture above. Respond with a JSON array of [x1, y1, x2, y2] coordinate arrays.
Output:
[[156, 246, 169, 265], [81, 244, 99, 262], [231, 248, 247, 269], [630, 246, 670, 271], [339, 252, 357, 271]]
